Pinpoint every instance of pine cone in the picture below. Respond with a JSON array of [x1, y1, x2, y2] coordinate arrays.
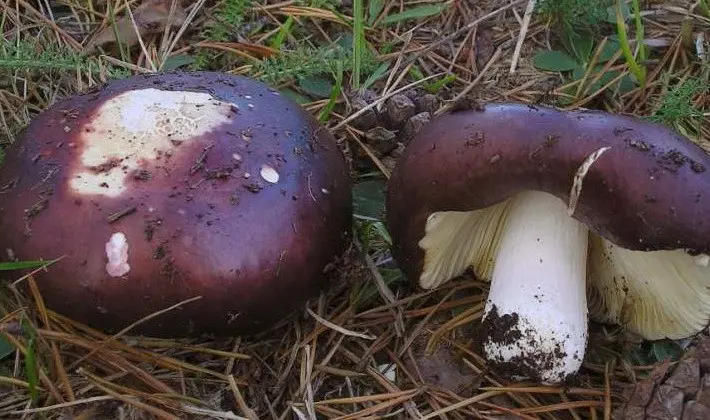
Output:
[[614, 336, 710, 420]]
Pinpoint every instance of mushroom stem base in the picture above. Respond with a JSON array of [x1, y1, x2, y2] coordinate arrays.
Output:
[[481, 190, 589, 384]]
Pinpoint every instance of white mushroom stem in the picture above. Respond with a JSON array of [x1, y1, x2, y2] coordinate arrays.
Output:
[[481, 190, 589, 384]]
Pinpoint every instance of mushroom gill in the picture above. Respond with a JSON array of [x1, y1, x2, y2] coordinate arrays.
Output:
[[587, 235, 710, 340]]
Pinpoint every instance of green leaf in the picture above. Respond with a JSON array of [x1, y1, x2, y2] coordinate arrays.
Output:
[[408, 65, 426, 80], [597, 40, 621, 63], [353, 178, 387, 219], [350, 267, 403, 308], [618, 74, 636, 93], [651, 340, 683, 362], [572, 65, 587, 84], [279, 88, 311, 104], [362, 62, 390, 90], [337, 33, 354, 50], [564, 31, 594, 62], [533, 50, 579, 71], [368, 0, 385, 25], [606, 2, 630, 23], [699, 0, 710, 18], [379, 3, 449, 26], [424, 74, 456, 93], [297, 75, 334, 98], [578, 67, 632, 95], [161, 54, 195, 71], [0, 335, 14, 360]]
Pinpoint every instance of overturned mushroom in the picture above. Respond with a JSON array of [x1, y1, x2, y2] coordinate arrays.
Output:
[[386, 102, 710, 383], [0, 71, 352, 337]]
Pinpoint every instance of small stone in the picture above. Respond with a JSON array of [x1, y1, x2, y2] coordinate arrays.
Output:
[[359, 89, 378, 103], [415, 94, 438, 114], [380, 155, 398, 173], [350, 97, 378, 131], [646, 384, 684, 419], [364, 126, 397, 155], [682, 401, 710, 420], [623, 360, 671, 407], [696, 339, 710, 372], [448, 96, 485, 113], [695, 374, 710, 406], [402, 89, 420, 101], [399, 112, 431, 144], [666, 358, 700, 396], [384, 94, 416, 128]]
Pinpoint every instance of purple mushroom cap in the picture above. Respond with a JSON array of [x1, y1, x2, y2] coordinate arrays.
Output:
[[0, 71, 352, 337]]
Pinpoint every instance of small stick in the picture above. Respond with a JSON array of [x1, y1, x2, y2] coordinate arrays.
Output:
[[106, 206, 137, 224], [510, 0, 537, 74]]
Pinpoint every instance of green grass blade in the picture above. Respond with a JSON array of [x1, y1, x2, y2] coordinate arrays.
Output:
[[362, 62, 390, 90], [318, 60, 343, 122], [615, 0, 646, 86], [352, 0, 365, 88], [631, 0, 647, 61], [270, 16, 294, 49], [0, 260, 56, 271], [379, 2, 449, 26]]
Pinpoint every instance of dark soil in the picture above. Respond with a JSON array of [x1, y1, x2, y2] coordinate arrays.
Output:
[[479, 304, 574, 384]]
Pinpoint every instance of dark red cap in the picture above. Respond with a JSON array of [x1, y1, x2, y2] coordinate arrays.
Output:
[[0, 71, 352, 337]]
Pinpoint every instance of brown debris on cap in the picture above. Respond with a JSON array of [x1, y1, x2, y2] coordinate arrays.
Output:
[[0, 71, 352, 338]]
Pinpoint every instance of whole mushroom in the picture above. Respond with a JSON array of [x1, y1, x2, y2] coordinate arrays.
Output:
[[386, 102, 710, 384], [0, 71, 352, 337]]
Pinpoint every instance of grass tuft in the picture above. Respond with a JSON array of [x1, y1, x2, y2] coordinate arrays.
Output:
[[649, 72, 710, 141], [536, 0, 610, 35]]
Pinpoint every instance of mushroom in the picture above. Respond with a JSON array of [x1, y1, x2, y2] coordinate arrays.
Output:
[[385, 102, 710, 383], [0, 71, 352, 337]]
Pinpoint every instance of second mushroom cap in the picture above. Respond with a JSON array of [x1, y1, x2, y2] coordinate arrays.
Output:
[[386, 102, 710, 383]]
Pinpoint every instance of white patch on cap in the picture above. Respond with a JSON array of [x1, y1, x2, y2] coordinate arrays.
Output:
[[260, 164, 279, 183], [695, 254, 709, 267], [105, 232, 130, 277], [71, 88, 236, 197]]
